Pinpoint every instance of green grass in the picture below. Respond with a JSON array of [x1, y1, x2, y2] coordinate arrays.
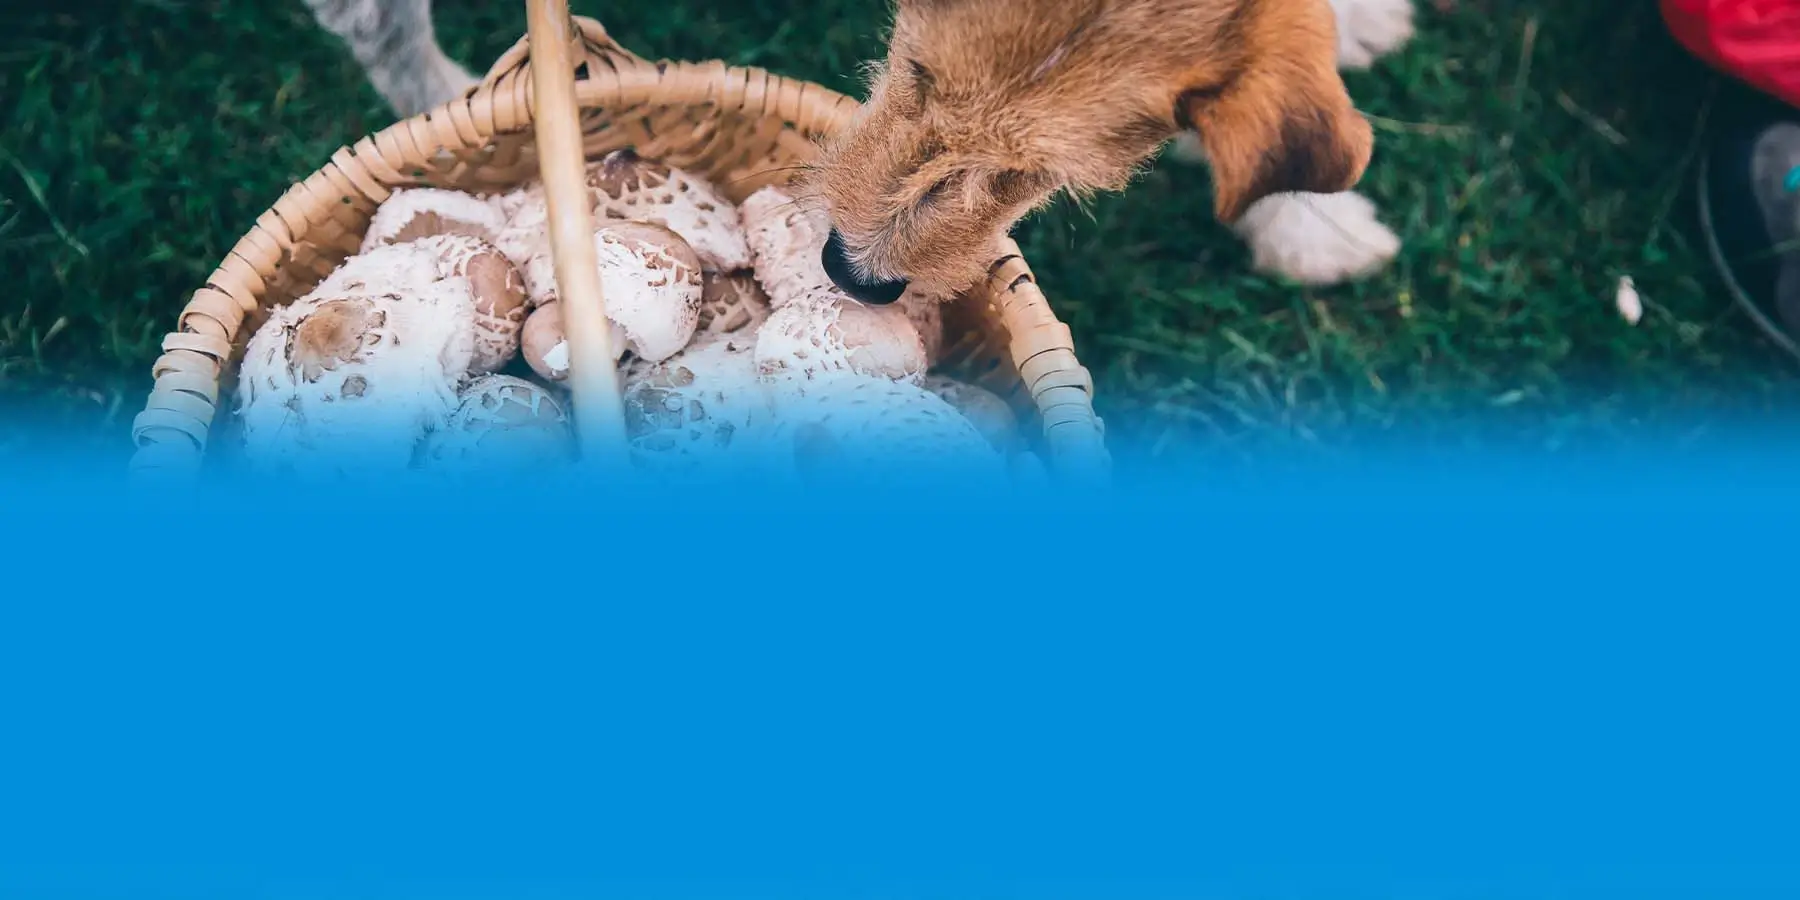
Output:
[[4, 0, 1799, 467]]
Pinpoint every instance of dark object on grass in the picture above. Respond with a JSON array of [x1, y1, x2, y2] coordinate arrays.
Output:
[[1698, 112, 1800, 360]]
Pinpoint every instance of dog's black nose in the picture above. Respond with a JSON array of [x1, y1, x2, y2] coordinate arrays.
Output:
[[822, 229, 908, 305]]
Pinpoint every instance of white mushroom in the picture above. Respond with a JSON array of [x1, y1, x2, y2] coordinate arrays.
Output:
[[769, 375, 1007, 486], [593, 221, 704, 363], [754, 294, 927, 383], [919, 374, 1020, 455], [521, 301, 570, 383], [515, 221, 704, 378], [622, 333, 776, 477], [361, 187, 508, 252], [586, 149, 751, 272], [737, 185, 927, 383], [490, 180, 559, 306], [899, 288, 948, 368], [696, 270, 771, 336], [740, 186, 838, 306], [416, 235, 528, 375], [418, 374, 574, 477], [236, 243, 476, 478]]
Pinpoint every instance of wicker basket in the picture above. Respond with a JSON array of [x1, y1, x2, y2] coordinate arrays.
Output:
[[127, 16, 1110, 483]]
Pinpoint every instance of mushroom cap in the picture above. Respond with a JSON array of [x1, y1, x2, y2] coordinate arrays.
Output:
[[415, 234, 529, 375], [769, 374, 1007, 486], [361, 188, 509, 253], [696, 270, 772, 336], [490, 181, 558, 307], [754, 291, 927, 384], [419, 374, 574, 476], [920, 374, 1020, 454], [739, 186, 839, 308], [521, 301, 569, 383], [622, 333, 776, 476], [236, 245, 476, 477], [586, 149, 752, 271], [898, 288, 948, 368], [594, 221, 704, 363]]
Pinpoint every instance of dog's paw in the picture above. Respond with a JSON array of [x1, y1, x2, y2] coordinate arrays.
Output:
[[1332, 0, 1416, 70], [1234, 191, 1400, 286]]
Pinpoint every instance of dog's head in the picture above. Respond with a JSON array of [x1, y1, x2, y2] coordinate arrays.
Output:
[[810, 0, 1374, 302]]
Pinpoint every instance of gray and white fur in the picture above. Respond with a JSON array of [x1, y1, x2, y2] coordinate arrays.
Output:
[[303, 0, 476, 117]]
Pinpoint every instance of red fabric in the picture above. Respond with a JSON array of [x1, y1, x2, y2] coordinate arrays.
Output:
[[1663, 0, 1800, 108]]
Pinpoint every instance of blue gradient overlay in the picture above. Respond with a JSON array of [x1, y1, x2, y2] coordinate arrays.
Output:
[[0, 422, 1795, 900]]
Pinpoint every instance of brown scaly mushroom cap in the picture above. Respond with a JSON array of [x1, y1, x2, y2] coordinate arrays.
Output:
[[361, 187, 508, 252], [585, 149, 752, 272], [696, 270, 772, 336], [419, 374, 574, 476], [593, 221, 705, 363], [414, 234, 529, 375]]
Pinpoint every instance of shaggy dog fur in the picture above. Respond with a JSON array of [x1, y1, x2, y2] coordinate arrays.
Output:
[[305, 0, 1415, 297]]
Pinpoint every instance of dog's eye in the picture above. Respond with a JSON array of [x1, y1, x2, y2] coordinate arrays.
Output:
[[921, 173, 958, 205], [907, 59, 935, 103]]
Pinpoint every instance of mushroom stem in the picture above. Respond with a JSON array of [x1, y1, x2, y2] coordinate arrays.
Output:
[[525, 0, 631, 469]]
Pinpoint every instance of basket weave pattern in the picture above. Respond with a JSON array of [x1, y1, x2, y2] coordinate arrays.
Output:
[[129, 18, 1109, 479]]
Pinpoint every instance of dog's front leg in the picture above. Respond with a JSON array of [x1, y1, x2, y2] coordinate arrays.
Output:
[[304, 0, 478, 117], [1168, 134, 1400, 286]]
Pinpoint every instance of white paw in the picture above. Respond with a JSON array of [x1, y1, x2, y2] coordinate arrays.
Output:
[[1330, 0, 1416, 70], [1234, 191, 1400, 286]]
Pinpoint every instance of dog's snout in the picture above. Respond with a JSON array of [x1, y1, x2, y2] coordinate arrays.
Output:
[[822, 229, 908, 305]]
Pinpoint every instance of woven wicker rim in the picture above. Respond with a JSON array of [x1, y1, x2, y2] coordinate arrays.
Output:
[[128, 17, 1111, 482]]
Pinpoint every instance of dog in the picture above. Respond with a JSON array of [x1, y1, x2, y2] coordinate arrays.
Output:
[[304, 0, 1414, 300]]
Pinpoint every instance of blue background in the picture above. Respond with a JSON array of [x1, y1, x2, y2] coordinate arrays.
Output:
[[0, 436, 1795, 899]]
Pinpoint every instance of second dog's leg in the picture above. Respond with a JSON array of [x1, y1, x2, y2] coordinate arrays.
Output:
[[303, 0, 477, 117], [1169, 134, 1400, 286], [1328, 0, 1416, 70]]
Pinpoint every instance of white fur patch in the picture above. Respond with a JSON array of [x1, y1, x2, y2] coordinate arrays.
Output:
[[1328, 0, 1417, 70], [1233, 192, 1401, 286]]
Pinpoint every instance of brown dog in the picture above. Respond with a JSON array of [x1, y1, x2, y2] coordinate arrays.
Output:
[[811, 0, 1377, 303]]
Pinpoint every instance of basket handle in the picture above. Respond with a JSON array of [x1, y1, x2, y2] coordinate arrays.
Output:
[[521, 0, 633, 468]]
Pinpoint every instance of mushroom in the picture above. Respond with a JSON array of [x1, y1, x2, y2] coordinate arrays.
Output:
[[492, 153, 752, 305], [919, 374, 1020, 455], [585, 149, 751, 272], [770, 375, 1007, 486], [740, 186, 838, 307], [236, 243, 477, 477], [621, 333, 775, 476], [521, 301, 570, 383], [415, 234, 528, 375], [593, 221, 704, 363], [754, 293, 927, 383], [737, 185, 927, 383], [361, 187, 509, 252], [899, 289, 948, 368], [490, 180, 559, 306], [696, 270, 771, 336], [418, 374, 574, 477], [514, 221, 704, 379]]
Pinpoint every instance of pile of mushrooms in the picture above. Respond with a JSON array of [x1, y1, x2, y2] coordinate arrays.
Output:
[[234, 150, 1046, 485]]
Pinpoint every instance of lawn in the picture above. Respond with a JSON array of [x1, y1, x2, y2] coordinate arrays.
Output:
[[4, 0, 1799, 470]]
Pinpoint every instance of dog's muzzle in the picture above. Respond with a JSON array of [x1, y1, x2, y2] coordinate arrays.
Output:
[[822, 229, 908, 305]]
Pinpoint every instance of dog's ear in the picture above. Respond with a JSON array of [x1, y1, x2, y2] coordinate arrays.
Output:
[[1177, 5, 1374, 223]]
